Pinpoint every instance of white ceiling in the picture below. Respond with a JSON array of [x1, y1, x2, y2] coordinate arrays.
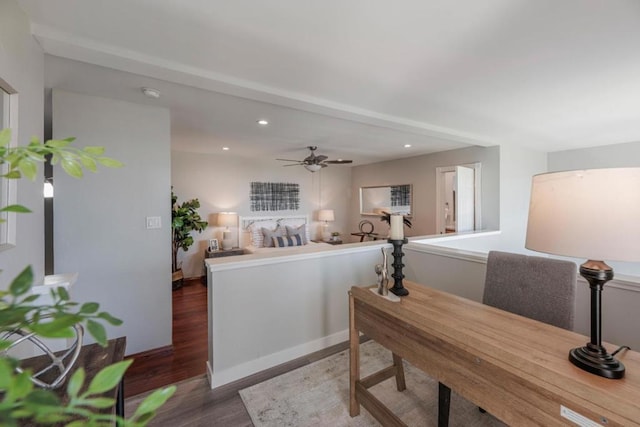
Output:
[[17, 0, 640, 165]]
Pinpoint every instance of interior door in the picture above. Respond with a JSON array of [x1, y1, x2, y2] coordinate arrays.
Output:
[[455, 165, 475, 232]]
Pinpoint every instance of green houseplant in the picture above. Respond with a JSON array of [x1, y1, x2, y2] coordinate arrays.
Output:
[[0, 128, 175, 426], [171, 190, 207, 290]]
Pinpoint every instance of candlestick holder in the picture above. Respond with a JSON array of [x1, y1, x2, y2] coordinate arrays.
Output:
[[388, 238, 409, 296]]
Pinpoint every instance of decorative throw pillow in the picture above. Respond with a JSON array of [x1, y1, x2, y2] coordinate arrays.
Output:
[[273, 235, 304, 247], [279, 218, 311, 243], [247, 220, 278, 247], [285, 224, 308, 245], [262, 226, 284, 248]]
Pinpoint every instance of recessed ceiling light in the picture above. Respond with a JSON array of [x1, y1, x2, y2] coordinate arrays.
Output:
[[404, 144, 412, 148], [222, 147, 230, 151], [257, 119, 269, 126], [141, 87, 161, 99]]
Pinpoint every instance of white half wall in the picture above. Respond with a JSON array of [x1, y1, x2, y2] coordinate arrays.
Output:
[[52, 90, 172, 355], [405, 243, 640, 356], [171, 150, 351, 278], [206, 242, 383, 388]]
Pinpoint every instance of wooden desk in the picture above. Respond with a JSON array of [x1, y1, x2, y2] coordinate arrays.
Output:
[[349, 281, 640, 427], [20, 337, 126, 426]]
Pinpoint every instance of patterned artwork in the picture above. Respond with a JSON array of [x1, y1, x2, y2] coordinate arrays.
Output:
[[250, 182, 300, 211], [390, 184, 411, 207]]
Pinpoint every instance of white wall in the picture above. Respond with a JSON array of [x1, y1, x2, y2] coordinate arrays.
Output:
[[171, 150, 351, 278], [0, 0, 45, 289], [52, 90, 172, 355], [350, 145, 500, 239]]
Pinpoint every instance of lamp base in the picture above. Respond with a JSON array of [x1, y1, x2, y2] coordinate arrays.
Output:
[[569, 343, 625, 379]]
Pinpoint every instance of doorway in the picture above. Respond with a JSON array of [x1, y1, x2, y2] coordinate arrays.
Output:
[[436, 163, 482, 234]]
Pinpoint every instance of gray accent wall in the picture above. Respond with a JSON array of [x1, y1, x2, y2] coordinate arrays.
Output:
[[52, 90, 172, 355], [350, 145, 500, 238]]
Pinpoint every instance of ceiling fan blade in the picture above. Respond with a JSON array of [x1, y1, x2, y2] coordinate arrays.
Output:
[[324, 159, 353, 164], [315, 155, 328, 162], [276, 158, 302, 162]]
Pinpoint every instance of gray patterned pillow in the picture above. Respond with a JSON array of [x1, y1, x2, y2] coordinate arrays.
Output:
[[285, 224, 308, 245], [262, 226, 284, 248]]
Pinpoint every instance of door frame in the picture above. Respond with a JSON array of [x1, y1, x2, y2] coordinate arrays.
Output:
[[435, 162, 482, 234]]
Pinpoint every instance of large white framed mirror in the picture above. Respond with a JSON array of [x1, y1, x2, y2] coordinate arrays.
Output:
[[0, 77, 19, 251], [360, 184, 412, 216]]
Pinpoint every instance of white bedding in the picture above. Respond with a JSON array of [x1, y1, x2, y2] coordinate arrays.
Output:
[[244, 240, 326, 254]]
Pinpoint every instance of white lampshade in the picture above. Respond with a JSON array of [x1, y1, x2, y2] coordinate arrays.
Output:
[[526, 168, 640, 262], [217, 212, 237, 228], [318, 209, 335, 222]]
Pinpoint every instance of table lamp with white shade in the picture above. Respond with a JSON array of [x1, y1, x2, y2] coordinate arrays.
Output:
[[526, 168, 640, 379], [318, 209, 335, 240], [217, 212, 238, 250]]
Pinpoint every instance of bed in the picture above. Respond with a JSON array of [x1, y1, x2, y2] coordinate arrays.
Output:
[[239, 214, 325, 254]]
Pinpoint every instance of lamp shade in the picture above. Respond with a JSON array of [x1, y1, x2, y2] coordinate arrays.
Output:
[[318, 209, 335, 222], [525, 168, 640, 262], [217, 212, 237, 228]]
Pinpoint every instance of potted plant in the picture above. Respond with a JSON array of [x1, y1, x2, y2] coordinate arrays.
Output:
[[171, 190, 208, 290], [0, 128, 175, 425], [331, 231, 341, 242]]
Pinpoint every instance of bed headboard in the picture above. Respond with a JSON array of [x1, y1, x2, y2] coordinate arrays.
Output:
[[239, 214, 311, 248]]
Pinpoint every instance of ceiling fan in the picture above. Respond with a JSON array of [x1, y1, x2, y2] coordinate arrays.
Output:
[[276, 146, 353, 172]]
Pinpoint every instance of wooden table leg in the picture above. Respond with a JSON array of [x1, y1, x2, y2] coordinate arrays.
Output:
[[392, 353, 406, 391], [349, 291, 360, 417], [438, 382, 451, 427]]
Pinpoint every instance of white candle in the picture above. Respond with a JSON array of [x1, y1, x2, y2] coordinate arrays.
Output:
[[390, 214, 404, 240]]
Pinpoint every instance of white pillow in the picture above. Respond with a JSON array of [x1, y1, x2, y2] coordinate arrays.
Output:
[[247, 220, 278, 247], [262, 226, 285, 248], [278, 218, 310, 243], [285, 224, 308, 245]]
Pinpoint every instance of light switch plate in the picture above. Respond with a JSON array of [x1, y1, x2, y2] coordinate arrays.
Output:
[[146, 216, 161, 229]]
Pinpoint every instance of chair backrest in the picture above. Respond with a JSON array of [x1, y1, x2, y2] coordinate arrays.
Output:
[[483, 251, 577, 330]]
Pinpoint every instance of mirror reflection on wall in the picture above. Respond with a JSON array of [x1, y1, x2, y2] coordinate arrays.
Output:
[[360, 184, 412, 216]]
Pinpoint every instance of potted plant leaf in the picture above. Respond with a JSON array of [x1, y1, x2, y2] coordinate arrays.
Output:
[[171, 190, 208, 290]]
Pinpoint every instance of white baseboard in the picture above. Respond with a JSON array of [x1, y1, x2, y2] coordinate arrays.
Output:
[[207, 329, 349, 389]]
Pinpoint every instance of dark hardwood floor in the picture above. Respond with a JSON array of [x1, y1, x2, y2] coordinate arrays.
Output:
[[124, 278, 208, 398]]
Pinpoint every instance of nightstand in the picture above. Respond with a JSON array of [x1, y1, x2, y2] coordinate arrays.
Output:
[[312, 239, 343, 245], [205, 248, 245, 258], [203, 248, 245, 285]]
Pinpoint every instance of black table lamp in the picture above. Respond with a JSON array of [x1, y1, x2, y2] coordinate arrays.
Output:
[[525, 168, 640, 379]]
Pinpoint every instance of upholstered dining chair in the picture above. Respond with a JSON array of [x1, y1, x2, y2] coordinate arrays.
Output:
[[438, 250, 578, 425]]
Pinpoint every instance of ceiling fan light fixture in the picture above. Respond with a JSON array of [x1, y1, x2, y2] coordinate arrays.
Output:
[[304, 164, 322, 172]]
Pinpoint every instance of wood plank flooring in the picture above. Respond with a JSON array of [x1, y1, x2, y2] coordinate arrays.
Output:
[[123, 278, 355, 426], [123, 278, 208, 398]]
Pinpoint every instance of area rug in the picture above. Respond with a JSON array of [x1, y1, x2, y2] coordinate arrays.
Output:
[[240, 341, 507, 426]]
